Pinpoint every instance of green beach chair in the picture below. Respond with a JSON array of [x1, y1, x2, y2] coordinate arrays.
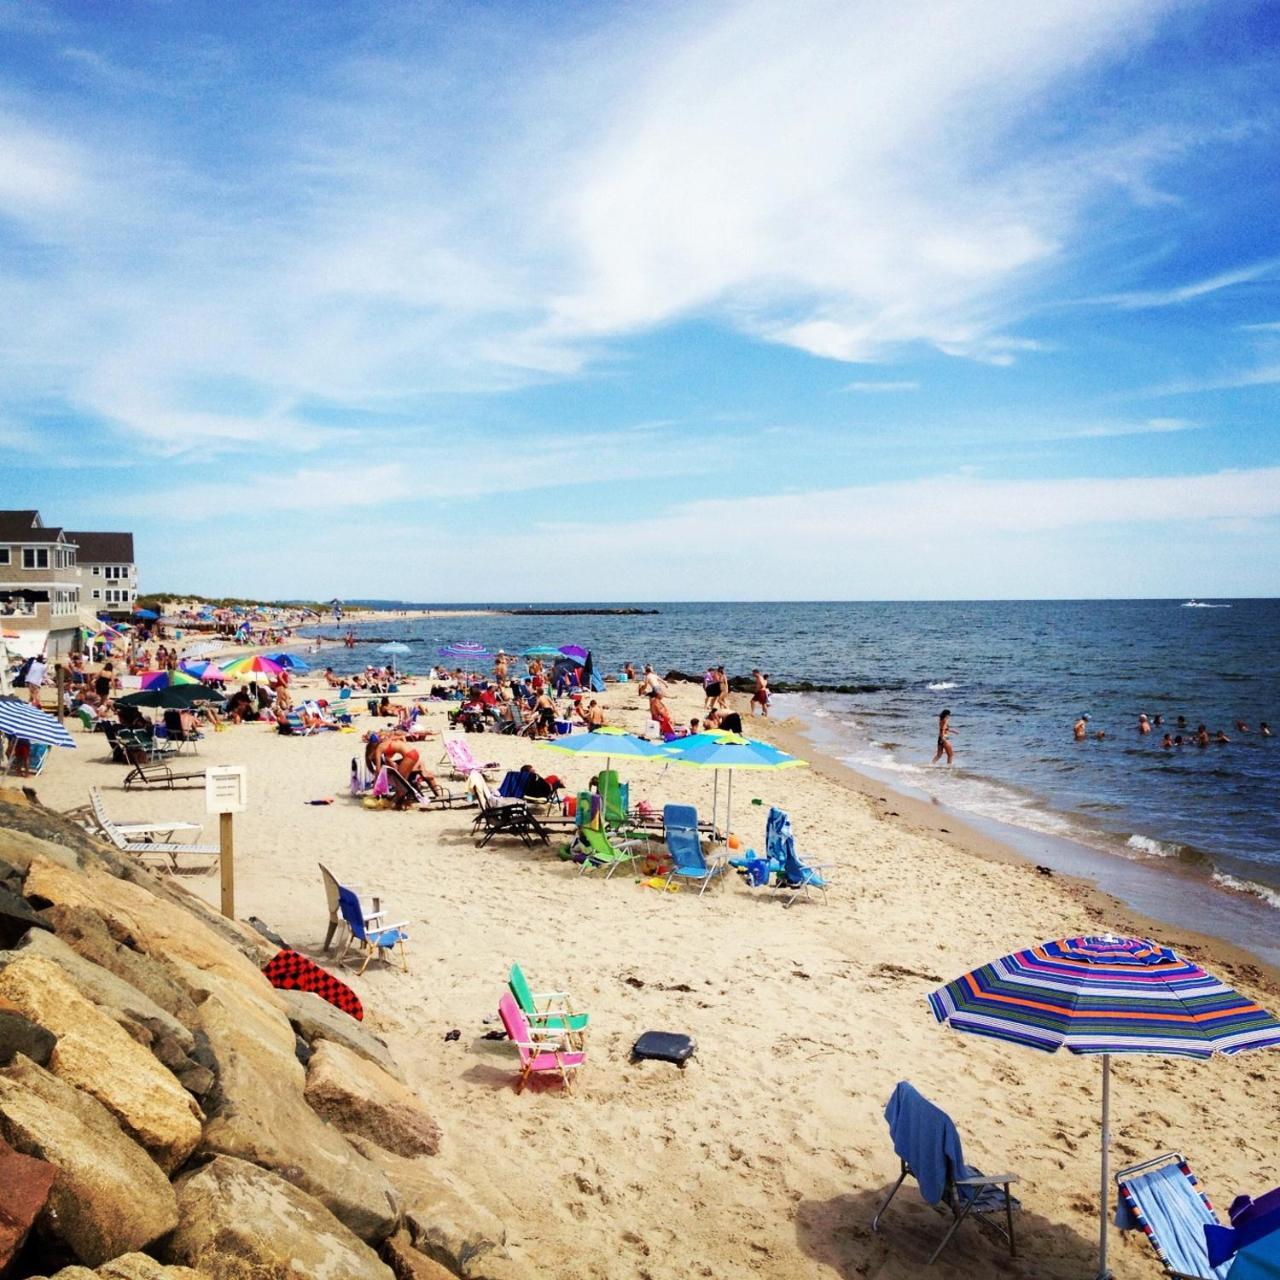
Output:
[[508, 963, 589, 1046], [574, 823, 644, 879]]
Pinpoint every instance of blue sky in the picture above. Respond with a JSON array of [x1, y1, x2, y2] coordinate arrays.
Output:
[[3, 0, 1279, 600]]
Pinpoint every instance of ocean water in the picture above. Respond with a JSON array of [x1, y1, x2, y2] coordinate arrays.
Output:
[[310, 599, 1279, 923]]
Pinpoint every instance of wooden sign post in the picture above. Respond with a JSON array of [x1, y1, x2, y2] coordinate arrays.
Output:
[[205, 765, 247, 919]]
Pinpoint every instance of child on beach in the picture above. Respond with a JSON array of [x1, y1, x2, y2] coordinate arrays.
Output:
[[931, 708, 954, 765]]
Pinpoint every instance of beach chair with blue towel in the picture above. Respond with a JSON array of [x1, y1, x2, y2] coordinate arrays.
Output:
[[773, 813, 834, 906], [336, 884, 409, 975], [1116, 1152, 1251, 1279], [872, 1081, 1020, 1264], [662, 804, 726, 897]]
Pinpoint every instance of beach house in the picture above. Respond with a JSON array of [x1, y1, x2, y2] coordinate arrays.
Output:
[[0, 509, 83, 655], [69, 529, 138, 617]]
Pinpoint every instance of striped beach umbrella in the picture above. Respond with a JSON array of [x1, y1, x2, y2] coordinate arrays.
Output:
[[929, 936, 1280, 1276], [438, 642, 494, 662], [0, 698, 76, 749], [139, 669, 201, 690], [179, 660, 226, 682], [220, 654, 286, 678]]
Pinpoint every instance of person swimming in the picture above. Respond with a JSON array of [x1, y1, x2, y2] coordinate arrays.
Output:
[[1261, 722, 1273, 737], [1137, 713, 1151, 735], [1161, 733, 1174, 749], [1073, 714, 1090, 741]]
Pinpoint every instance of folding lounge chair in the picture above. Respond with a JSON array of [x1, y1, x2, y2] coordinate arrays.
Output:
[[318, 862, 387, 952], [469, 772, 550, 849], [872, 1081, 1020, 1265], [508, 963, 589, 1046], [662, 804, 727, 896], [122, 745, 206, 790], [96, 812, 220, 874], [497, 991, 585, 1092], [87, 785, 202, 845], [384, 763, 470, 810], [574, 823, 644, 879], [278, 710, 315, 736], [1116, 1152, 1248, 1279], [4, 742, 49, 776], [336, 885, 409, 975], [443, 736, 498, 781]]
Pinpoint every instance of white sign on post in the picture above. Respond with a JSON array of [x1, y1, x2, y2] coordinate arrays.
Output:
[[205, 765, 247, 815]]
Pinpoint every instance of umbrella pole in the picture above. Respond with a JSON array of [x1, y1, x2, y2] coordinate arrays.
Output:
[[1098, 1053, 1112, 1280], [711, 773, 718, 837], [726, 771, 733, 846]]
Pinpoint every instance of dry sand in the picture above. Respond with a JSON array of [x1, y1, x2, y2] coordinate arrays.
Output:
[[31, 675, 1280, 1280]]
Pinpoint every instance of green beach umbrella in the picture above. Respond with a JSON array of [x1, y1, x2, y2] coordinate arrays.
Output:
[[536, 728, 668, 778]]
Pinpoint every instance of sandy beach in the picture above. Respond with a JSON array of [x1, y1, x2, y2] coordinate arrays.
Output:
[[30, 673, 1280, 1280]]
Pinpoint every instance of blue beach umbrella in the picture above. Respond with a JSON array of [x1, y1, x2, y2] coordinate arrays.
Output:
[[0, 698, 77, 749], [267, 652, 310, 671], [930, 936, 1280, 1278], [521, 645, 563, 658], [537, 728, 668, 778], [133, 608, 159, 620]]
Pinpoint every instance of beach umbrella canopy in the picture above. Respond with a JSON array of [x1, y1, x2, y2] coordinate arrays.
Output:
[[0, 698, 76, 749], [521, 645, 563, 658], [139, 669, 201, 690], [267, 652, 310, 670], [559, 644, 588, 660], [220, 654, 286, 678], [667, 736, 807, 839], [133, 608, 159, 620], [179, 660, 226, 682], [929, 935, 1280, 1277], [438, 642, 494, 662], [116, 685, 225, 709], [378, 642, 411, 655], [537, 729, 669, 777]]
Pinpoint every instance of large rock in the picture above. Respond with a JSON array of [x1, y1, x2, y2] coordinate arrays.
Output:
[[351, 1139, 517, 1280], [0, 1009, 56, 1067], [305, 1040, 441, 1158], [0, 884, 53, 949], [0, 956, 202, 1172], [279, 988, 403, 1080], [0, 824, 82, 875], [0, 1055, 179, 1265], [9, 930, 195, 1056], [383, 1230, 457, 1280], [167, 1154, 395, 1280], [32, 1258, 202, 1279], [198, 990, 401, 1242], [23, 856, 278, 1000], [38, 903, 200, 1028], [0, 1135, 57, 1271]]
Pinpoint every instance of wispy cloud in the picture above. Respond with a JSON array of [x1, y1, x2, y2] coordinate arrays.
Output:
[[843, 380, 920, 394], [1091, 258, 1280, 310], [1068, 416, 1200, 438]]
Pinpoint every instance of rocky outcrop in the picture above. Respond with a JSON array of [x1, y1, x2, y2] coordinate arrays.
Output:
[[0, 1134, 57, 1271], [0, 955, 203, 1172], [31, 1256, 204, 1279], [305, 1040, 442, 1158], [0, 1009, 56, 1068], [280, 987, 403, 1079], [0, 1055, 179, 1265], [383, 1230, 458, 1280], [0, 883, 54, 949], [167, 1154, 395, 1279], [198, 988, 401, 1242]]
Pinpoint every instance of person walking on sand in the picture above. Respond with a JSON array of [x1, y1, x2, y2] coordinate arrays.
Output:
[[751, 669, 770, 717], [932, 708, 954, 765]]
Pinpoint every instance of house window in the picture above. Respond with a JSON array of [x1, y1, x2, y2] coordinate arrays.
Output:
[[92, 566, 100, 576], [22, 548, 49, 570], [0, 549, 9, 565], [92, 589, 100, 600]]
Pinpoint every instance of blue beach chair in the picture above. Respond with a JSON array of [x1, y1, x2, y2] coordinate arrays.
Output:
[[774, 817, 834, 906], [662, 804, 726, 897], [336, 885, 410, 975]]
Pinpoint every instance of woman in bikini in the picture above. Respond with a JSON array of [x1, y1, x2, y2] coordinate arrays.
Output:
[[932, 708, 954, 765]]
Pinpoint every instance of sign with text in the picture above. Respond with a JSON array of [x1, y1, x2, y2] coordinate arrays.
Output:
[[205, 765, 247, 815]]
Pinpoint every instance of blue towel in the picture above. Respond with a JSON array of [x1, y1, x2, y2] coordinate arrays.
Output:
[[1118, 1163, 1231, 1280], [883, 1081, 968, 1206]]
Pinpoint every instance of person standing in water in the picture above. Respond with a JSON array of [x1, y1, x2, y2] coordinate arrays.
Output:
[[932, 708, 954, 765]]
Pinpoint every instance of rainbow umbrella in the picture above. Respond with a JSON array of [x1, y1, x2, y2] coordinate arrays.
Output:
[[139, 669, 201, 690], [220, 654, 286, 678], [180, 660, 227, 682], [929, 936, 1280, 1277]]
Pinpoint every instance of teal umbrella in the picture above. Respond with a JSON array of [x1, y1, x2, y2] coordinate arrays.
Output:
[[536, 728, 668, 777], [667, 735, 806, 842], [521, 645, 563, 658]]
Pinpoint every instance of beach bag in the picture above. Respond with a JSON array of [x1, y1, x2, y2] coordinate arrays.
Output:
[[631, 1031, 696, 1066]]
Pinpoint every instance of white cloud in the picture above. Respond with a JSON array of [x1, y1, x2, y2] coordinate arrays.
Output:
[[1069, 416, 1199, 438], [1094, 258, 1280, 309], [844, 381, 920, 394]]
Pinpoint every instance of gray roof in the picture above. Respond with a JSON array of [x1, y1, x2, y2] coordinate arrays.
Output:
[[67, 531, 134, 562]]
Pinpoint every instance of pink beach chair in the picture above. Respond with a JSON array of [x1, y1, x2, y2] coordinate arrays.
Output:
[[498, 992, 585, 1092], [443, 736, 497, 780]]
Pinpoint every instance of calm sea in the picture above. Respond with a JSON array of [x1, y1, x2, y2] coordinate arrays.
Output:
[[310, 600, 1280, 944]]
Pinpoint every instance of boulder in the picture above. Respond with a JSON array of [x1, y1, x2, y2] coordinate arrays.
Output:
[[0, 1055, 179, 1265], [279, 988, 403, 1080], [0, 1009, 56, 1068], [198, 991, 401, 1242], [0, 1135, 57, 1271], [0, 825, 82, 876], [350, 1139, 517, 1280], [305, 1040, 441, 1158], [167, 1154, 395, 1280], [23, 856, 279, 1000], [0, 956, 202, 1172], [10, 930, 195, 1055], [0, 884, 53, 949], [38, 903, 200, 1028], [383, 1230, 457, 1280], [96, 1256, 205, 1279]]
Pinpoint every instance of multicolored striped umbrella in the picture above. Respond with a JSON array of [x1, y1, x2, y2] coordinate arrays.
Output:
[[930, 936, 1280, 1276], [179, 660, 227, 682], [220, 654, 286, 678], [437, 642, 494, 662], [139, 669, 201, 690]]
